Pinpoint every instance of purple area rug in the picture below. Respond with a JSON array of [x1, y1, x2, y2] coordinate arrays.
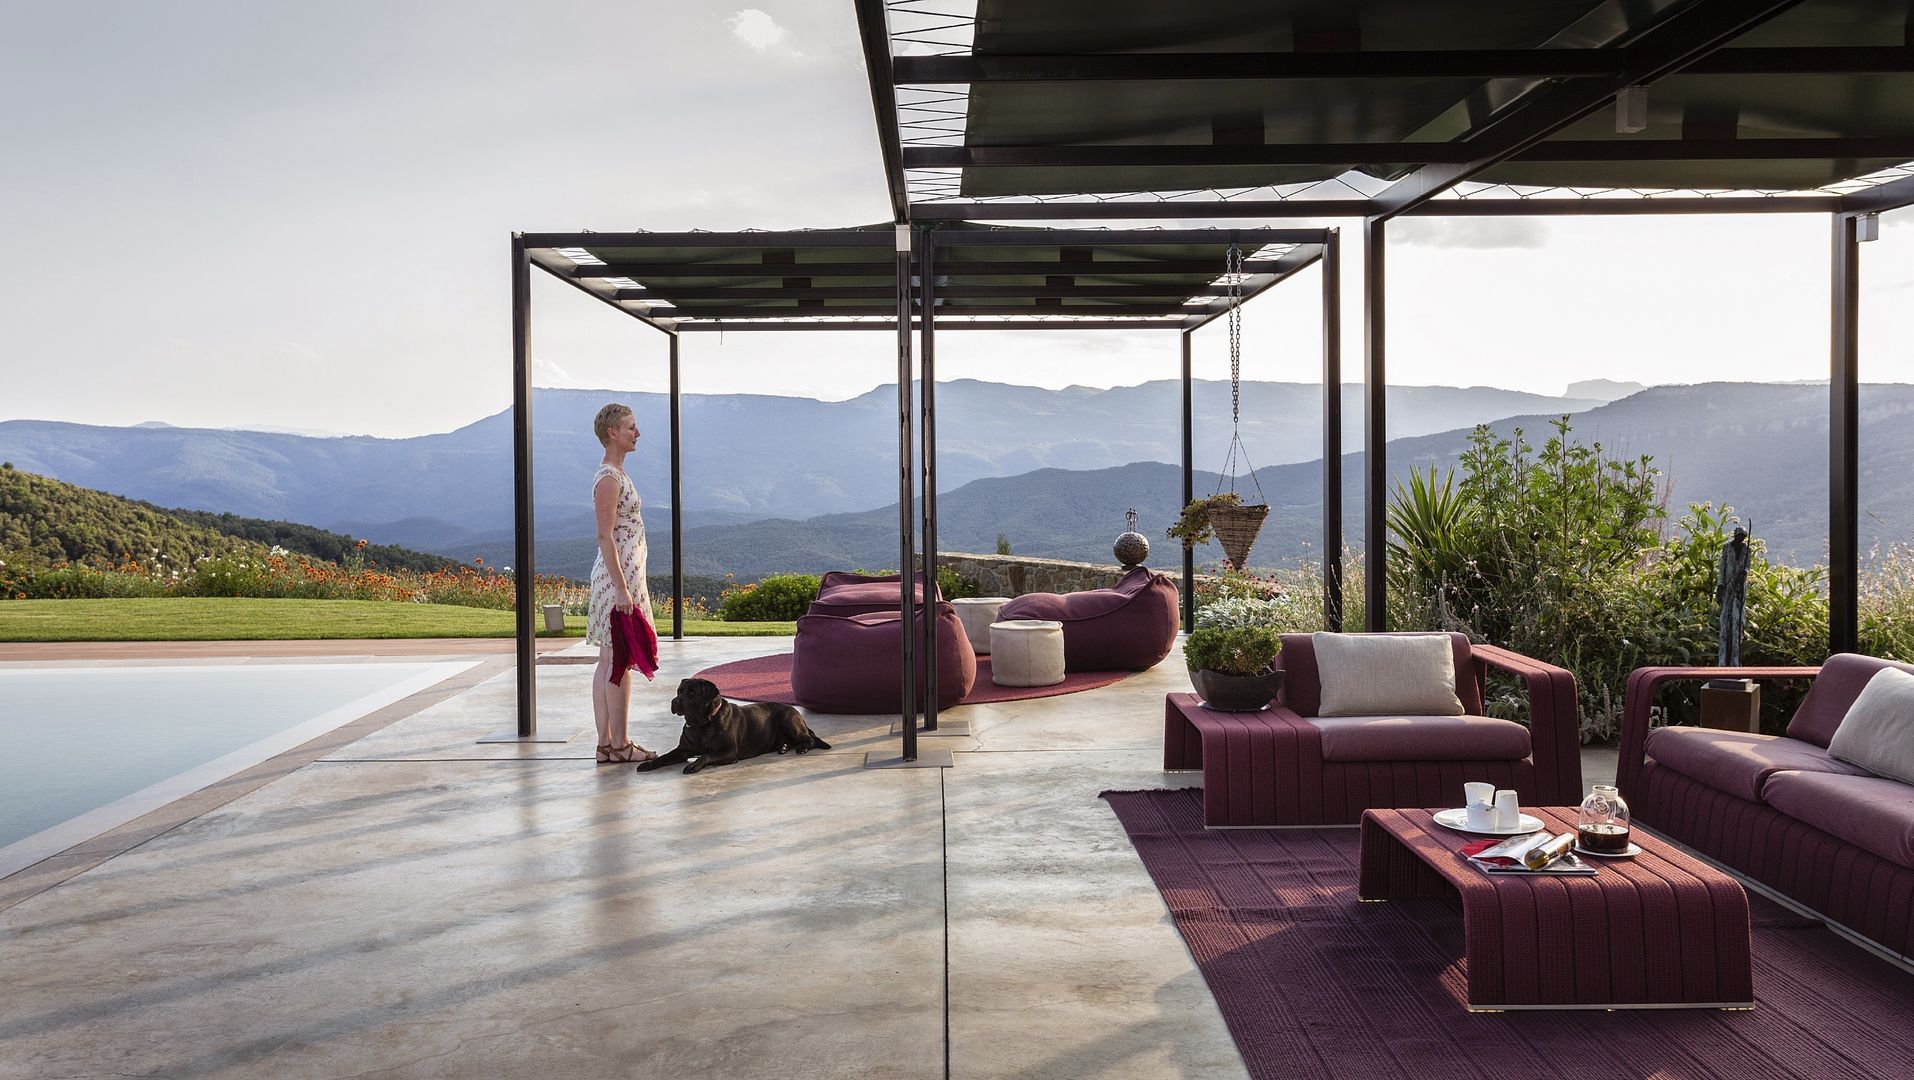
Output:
[[1102, 787, 1914, 1080], [692, 652, 1133, 708]]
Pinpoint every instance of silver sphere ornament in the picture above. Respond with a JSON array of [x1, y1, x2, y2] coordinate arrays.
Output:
[[1114, 507, 1150, 568]]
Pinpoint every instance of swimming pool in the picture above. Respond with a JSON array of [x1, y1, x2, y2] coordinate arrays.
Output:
[[0, 661, 475, 878]]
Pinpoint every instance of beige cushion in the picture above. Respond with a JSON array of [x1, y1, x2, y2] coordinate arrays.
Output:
[[1310, 632, 1464, 718], [1829, 666, 1914, 785]]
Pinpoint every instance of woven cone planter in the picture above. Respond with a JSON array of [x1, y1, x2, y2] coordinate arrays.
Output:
[[1212, 502, 1269, 570]]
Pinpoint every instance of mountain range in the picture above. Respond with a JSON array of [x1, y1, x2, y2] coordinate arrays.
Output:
[[7, 380, 1907, 580]]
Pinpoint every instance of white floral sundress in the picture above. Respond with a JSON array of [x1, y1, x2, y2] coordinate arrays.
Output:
[[586, 463, 653, 647]]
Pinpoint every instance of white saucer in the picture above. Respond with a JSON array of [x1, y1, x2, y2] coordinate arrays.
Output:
[[1431, 807, 1545, 835], [1575, 842, 1644, 858]]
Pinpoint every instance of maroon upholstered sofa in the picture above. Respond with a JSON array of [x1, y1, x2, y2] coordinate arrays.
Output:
[[1163, 632, 1582, 826], [996, 566, 1180, 672], [1619, 654, 1914, 960], [806, 570, 941, 619], [790, 602, 976, 714]]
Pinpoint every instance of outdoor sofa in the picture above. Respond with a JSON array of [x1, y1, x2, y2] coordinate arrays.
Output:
[[997, 566, 1180, 672], [1618, 653, 1914, 960], [1164, 632, 1582, 826]]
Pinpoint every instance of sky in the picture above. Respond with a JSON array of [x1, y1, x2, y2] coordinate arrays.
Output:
[[3, 2, 1912, 439]]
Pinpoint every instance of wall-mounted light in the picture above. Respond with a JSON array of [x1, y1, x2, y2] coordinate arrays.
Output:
[[1615, 86, 1648, 134]]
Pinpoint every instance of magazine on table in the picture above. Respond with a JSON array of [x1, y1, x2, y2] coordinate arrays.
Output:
[[1461, 832, 1597, 876]]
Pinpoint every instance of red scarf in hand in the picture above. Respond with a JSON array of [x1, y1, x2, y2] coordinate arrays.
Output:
[[609, 607, 659, 685]]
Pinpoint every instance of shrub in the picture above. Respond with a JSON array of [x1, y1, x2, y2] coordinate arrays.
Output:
[[718, 573, 821, 622], [1184, 625, 1283, 676], [1195, 594, 1292, 631], [995, 533, 1012, 555]]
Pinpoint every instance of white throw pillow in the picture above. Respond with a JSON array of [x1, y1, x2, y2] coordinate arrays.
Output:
[[1311, 632, 1465, 718], [1828, 666, 1914, 786]]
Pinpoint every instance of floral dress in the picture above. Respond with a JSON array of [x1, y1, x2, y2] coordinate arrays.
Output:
[[586, 463, 653, 647]]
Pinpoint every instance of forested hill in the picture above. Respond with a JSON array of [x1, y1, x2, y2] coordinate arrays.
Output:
[[0, 465, 455, 572]]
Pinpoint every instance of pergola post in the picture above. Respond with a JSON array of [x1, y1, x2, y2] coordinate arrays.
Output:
[[920, 228, 941, 733], [895, 224, 919, 761], [1180, 330, 1195, 629], [510, 234, 537, 737], [669, 332, 684, 640], [1362, 218, 1388, 632], [1321, 228, 1343, 632], [1830, 213, 1861, 656]]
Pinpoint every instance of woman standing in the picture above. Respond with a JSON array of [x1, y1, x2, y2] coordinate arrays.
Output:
[[587, 403, 658, 763]]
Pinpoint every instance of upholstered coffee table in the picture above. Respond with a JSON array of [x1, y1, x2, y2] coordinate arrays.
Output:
[[1358, 807, 1755, 1012]]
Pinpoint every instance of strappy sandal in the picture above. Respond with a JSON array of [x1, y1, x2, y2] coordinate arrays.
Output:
[[601, 741, 657, 765]]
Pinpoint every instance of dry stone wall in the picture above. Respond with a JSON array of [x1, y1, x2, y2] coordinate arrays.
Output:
[[938, 552, 1187, 597]]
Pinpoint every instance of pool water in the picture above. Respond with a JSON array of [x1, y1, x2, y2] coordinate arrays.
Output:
[[0, 661, 473, 875]]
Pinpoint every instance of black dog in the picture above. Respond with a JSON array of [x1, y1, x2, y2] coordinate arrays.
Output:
[[638, 677, 831, 774]]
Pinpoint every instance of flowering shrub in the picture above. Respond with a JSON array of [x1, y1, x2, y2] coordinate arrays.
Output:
[[718, 573, 821, 622], [1194, 594, 1293, 631]]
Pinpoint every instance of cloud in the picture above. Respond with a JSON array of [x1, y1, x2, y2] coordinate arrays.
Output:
[[1388, 217, 1549, 250], [728, 9, 797, 55]]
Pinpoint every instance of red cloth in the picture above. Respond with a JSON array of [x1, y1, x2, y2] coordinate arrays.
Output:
[[609, 607, 658, 685]]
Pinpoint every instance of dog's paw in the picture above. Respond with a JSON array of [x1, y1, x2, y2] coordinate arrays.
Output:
[[682, 762, 701, 774], [795, 744, 812, 755]]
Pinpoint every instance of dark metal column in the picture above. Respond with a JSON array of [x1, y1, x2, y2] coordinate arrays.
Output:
[[895, 225, 919, 759], [1180, 330, 1195, 629], [510, 233, 537, 736], [920, 229, 940, 733], [669, 332, 684, 640], [1321, 231, 1344, 632], [1362, 219, 1388, 632], [1830, 214, 1860, 656]]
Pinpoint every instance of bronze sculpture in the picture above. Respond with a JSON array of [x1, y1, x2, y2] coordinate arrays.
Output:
[[1716, 525, 1751, 666]]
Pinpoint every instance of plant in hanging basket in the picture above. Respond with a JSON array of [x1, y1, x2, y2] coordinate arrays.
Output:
[[1184, 625, 1285, 711], [1167, 492, 1245, 547]]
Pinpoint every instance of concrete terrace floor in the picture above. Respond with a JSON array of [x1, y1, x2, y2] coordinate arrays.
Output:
[[0, 637, 1620, 1080]]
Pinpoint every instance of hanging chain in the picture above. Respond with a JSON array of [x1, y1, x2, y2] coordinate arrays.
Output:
[[1226, 243, 1243, 428]]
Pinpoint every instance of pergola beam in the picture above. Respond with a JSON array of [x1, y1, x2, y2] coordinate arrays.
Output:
[[853, 0, 909, 222], [648, 304, 1203, 319], [619, 284, 1242, 300], [893, 46, 1914, 84], [1841, 173, 1914, 214], [672, 318, 1188, 332], [1368, 0, 1814, 220], [903, 139, 1914, 171], [911, 197, 1845, 220], [574, 259, 1291, 278], [1180, 248, 1322, 331]]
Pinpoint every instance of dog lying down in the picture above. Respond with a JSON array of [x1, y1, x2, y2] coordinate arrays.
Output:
[[638, 677, 831, 774]]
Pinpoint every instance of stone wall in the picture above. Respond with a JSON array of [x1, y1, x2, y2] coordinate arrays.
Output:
[[938, 552, 1184, 597]]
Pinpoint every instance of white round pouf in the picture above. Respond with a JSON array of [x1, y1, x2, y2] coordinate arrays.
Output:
[[952, 597, 1011, 655], [989, 619, 1066, 687]]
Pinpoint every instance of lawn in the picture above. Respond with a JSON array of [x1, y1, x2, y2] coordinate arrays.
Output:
[[0, 598, 794, 641]]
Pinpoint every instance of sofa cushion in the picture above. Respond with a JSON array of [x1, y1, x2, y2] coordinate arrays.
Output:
[[1762, 769, 1914, 870], [1643, 727, 1869, 804], [1788, 653, 1914, 748], [1278, 632, 1484, 716], [1310, 632, 1465, 718], [1828, 666, 1914, 786], [1308, 714, 1530, 762]]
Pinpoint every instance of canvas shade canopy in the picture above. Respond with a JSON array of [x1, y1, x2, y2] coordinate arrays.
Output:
[[506, 225, 1343, 762]]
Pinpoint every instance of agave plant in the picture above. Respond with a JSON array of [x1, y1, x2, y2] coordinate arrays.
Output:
[[1386, 465, 1474, 596]]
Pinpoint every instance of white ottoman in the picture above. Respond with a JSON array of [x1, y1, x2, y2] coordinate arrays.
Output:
[[951, 596, 1011, 655], [989, 619, 1066, 687]]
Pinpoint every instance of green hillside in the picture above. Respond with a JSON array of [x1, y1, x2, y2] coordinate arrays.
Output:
[[0, 463, 265, 569], [0, 463, 457, 574]]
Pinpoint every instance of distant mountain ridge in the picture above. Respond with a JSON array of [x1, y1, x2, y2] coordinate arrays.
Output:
[[0, 379, 1599, 558]]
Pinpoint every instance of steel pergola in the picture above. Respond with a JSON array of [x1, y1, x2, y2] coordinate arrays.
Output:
[[506, 225, 1339, 763], [853, 0, 1914, 651]]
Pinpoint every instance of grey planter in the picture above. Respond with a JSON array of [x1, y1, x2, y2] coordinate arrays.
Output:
[[1191, 668, 1284, 712]]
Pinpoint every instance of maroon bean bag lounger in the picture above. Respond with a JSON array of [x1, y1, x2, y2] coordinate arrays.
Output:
[[997, 567, 1180, 672], [791, 601, 976, 714]]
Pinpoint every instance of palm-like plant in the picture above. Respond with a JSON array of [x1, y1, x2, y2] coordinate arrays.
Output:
[[1387, 466, 1474, 596]]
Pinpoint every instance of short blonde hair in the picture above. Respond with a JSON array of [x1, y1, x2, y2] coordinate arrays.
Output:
[[593, 403, 634, 447]]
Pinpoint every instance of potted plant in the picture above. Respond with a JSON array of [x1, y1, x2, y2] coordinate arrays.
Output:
[[1167, 492, 1242, 547], [1184, 625, 1284, 711]]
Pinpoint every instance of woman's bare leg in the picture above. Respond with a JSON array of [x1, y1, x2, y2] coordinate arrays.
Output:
[[592, 647, 614, 750]]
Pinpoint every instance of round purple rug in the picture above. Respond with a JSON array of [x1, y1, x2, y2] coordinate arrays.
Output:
[[691, 652, 1134, 708]]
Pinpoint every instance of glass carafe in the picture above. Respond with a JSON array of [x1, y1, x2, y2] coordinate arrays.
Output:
[[1576, 784, 1632, 854]]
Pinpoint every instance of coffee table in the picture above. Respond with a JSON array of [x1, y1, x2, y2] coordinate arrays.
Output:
[[1358, 807, 1755, 1011]]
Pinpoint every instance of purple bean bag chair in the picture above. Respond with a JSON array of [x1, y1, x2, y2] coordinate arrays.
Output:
[[997, 567, 1181, 672], [791, 601, 977, 714], [806, 570, 943, 619]]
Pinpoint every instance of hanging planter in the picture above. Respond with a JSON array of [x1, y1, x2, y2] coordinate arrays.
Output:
[[1190, 242, 1270, 571]]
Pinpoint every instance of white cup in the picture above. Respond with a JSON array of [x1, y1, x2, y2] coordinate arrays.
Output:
[[1463, 782, 1495, 829], [1493, 789, 1520, 831]]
